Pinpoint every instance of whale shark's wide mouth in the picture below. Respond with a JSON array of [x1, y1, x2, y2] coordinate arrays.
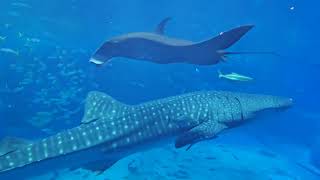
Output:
[[276, 97, 294, 110], [284, 97, 293, 107]]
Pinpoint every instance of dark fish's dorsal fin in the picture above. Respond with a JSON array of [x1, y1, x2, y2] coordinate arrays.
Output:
[[194, 25, 254, 50], [81, 91, 130, 124], [0, 137, 30, 156], [155, 17, 172, 35]]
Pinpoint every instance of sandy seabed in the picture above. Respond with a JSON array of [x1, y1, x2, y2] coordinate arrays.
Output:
[[31, 142, 319, 180]]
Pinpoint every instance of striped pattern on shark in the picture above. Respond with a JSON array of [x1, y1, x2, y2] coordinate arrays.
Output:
[[0, 91, 292, 177]]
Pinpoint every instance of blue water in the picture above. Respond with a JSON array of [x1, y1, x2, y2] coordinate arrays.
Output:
[[0, 0, 319, 179]]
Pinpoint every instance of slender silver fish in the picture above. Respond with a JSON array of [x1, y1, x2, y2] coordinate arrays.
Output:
[[218, 70, 254, 81]]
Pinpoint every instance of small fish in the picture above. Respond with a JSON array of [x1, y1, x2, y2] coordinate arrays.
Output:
[[18, 32, 23, 38], [205, 156, 217, 160], [0, 48, 19, 56], [8, 11, 20, 17], [0, 36, 6, 41], [11, 2, 32, 9], [4, 24, 11, 29], [27, 38, 40, 43], [129, 82, 145, 88], [218, 70, 253, 82], [12, 87, 24, 93]]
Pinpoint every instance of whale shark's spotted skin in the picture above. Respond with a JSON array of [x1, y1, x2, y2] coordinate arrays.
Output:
[[0, 91, 292, 177]]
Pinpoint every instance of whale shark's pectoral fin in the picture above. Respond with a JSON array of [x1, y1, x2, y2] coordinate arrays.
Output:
[[72, 159, 120, 175], [155, 17, 172, 35], [175, 122, 227, 149]]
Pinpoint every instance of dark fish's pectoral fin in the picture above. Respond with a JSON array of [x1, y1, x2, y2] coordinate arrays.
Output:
[[175, 122, 226, 149], [196, 25, 254, 50], [220, 51, 281, 58], [81, 91, 131, 124], [155, 17, 172, 35], [73, 159, 120, 175]]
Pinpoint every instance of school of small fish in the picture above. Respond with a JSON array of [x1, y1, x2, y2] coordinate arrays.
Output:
[[0, 0, 95, 131], [1, 0, 255, 133]]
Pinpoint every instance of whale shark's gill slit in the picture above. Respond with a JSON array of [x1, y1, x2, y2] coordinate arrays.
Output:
[[215, 95, 224, 117], [220, 94, 230, 120], [234, 97, 244, 121], [80, 118, 99, 125], [224, 95, 235, 122]]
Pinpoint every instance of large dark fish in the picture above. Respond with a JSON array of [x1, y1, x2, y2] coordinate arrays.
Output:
[[0, 90, 292, 178], [90, 18, 266, 66]]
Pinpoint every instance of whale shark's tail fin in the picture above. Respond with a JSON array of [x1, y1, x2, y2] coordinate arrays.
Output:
[[82, 91, 131, 124], [310, 140, 320, 171]]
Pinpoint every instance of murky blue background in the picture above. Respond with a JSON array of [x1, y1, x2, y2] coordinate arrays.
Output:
[[0, 0, 319, 179]]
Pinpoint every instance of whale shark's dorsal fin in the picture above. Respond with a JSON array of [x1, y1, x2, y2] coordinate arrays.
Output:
[[81, 91, 130, 124], [155, 17, 172, 35]]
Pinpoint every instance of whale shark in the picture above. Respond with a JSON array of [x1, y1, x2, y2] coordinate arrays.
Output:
[[0, 90, 292, 178], [90, 18, 270, 66]]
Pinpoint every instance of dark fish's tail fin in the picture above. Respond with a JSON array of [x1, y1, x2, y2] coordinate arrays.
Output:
[[81, 91, 131, 124], [310, 140, 320, 173], [197, 25, 254, 50]]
